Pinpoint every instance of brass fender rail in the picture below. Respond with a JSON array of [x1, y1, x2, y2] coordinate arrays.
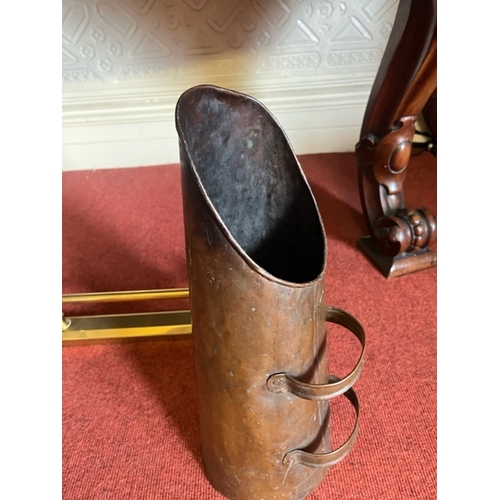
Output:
[[62, 288, 192, 346]]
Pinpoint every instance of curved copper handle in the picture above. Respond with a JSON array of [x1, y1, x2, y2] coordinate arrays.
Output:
[[267, 306, 365, 400], [283, 384, 359, 468]]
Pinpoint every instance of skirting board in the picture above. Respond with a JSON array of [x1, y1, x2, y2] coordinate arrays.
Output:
[[62, 75, 374, 171]]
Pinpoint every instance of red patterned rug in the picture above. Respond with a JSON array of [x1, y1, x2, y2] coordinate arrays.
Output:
[[63, 152, 436, 499]]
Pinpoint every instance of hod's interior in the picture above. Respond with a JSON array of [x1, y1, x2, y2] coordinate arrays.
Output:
[[178, 87, 325, 283]]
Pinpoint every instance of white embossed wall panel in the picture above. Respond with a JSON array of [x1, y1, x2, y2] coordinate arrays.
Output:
[[62, 0, 398, 169]]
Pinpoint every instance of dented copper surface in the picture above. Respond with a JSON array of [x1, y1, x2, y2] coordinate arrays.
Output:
[[176, 85, 365, 500]]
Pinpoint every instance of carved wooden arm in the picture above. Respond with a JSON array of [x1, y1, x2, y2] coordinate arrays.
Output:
[[356, 0, 437, 278]]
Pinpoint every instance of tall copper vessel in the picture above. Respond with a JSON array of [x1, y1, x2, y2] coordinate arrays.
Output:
[[176, 85, 365, 500]]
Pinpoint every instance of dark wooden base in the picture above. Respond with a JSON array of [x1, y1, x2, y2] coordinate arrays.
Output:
[[355, 0, 437, 279], [357, 236, 436, 279]]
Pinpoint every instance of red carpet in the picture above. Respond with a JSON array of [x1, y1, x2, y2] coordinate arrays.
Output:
[[63, 152, 436, 499]]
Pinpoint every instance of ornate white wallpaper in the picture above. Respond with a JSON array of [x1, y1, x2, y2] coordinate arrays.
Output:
[[62, 0, 399, 169], [62, 0, 398, 85]]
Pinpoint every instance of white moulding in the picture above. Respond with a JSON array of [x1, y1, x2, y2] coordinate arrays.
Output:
[[62, 75, 373, 170]]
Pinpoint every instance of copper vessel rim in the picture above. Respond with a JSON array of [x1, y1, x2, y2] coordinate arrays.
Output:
[[175, 84, 328, 289]]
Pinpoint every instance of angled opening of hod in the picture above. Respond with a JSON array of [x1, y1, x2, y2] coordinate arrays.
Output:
[[177, 86, 325, 284]]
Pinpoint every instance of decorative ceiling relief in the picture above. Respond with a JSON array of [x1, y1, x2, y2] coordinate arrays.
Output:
[[62, 0, 398, 85]]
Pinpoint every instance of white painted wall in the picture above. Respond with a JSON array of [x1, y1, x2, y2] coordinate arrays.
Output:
[[62, 0, 398, 170]]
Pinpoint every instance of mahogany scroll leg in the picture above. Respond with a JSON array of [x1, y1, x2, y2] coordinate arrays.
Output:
[[355, 0, 437, 278]]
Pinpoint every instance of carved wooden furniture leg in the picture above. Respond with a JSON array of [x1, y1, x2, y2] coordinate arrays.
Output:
[[356, 0, 437, 278]]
